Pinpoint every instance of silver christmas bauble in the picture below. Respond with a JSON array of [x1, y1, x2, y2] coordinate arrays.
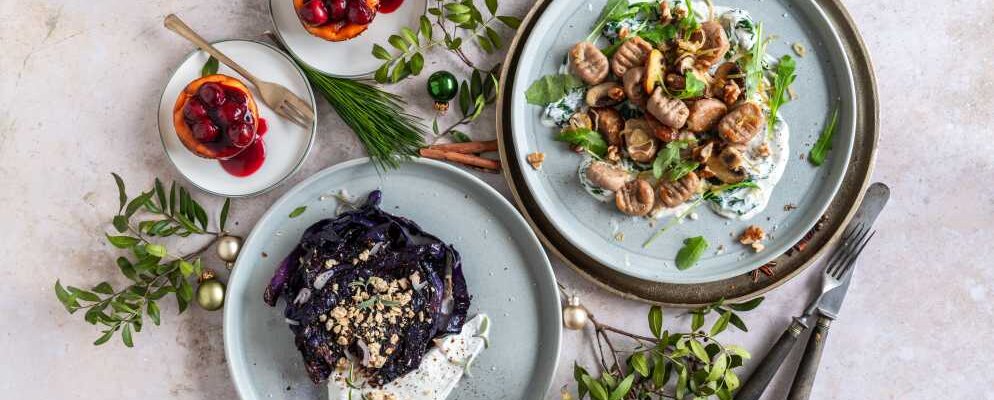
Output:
[[563, 295, 589, 330], [216, 235, 242, 268]]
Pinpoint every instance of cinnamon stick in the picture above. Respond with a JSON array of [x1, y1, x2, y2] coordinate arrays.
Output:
[[419, 148, 501, 171], [428, 140, 498, 154]]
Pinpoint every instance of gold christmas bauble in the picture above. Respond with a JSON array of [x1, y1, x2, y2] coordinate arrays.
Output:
[[196, 270, 226, 311], [216, 235, 242, 268], [562, 295, 589, 330]]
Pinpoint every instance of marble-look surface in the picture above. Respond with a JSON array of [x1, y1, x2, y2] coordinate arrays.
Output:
[[2, 1, 991, 399]]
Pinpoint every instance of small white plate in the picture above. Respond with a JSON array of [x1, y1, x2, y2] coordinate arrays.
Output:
[[270, 0, 427, 77], [157, 39, 316, 198]]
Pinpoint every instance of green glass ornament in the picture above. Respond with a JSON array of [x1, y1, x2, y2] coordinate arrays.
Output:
[[426, 71, 458, 113]]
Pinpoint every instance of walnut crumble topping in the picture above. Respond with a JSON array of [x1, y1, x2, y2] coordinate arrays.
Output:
[[739, 225, 766, 253]]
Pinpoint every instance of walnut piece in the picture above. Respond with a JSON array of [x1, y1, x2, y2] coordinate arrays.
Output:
[[739, 225, 766, 252], [526, 152, 546, 170]]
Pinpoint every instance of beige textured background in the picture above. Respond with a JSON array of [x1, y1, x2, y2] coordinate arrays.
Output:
[[2, 0, 991, 398]]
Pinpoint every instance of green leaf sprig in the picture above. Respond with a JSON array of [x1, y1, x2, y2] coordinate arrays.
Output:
[[201, 56, 219, 77], [809, 106, 839, 166], [675, 236, 709, 270], [768, 55, 797, 134], [585, 0, 630, 42], [54, 174, 231, 347], [372, 0, 520, 83], [571, 297, 763, 400], [555, 128, 608, 158], [431, 65, 501, 143]]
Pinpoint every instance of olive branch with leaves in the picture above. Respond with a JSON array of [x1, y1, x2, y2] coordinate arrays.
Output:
[[53, 174, 231, 347], [571, 296, 764, 400]]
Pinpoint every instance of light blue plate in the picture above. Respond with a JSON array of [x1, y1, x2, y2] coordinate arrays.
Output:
[[509, 0, 856, 284], [224, 158, 561, 399]]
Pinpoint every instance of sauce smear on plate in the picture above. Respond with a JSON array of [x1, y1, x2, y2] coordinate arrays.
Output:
[[379, 0, 404, 13], [220, 118, 268, 177]]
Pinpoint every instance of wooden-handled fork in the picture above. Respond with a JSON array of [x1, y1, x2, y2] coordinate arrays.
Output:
[[164, 14, 315, 129]]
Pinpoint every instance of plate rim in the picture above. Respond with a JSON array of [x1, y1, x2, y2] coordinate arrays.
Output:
[[496, 0, 879, 306], [223, 157, 563, 399], [156, 38, 317, 198], [267, 0, 428, 78], [506, 0, 857, 284]]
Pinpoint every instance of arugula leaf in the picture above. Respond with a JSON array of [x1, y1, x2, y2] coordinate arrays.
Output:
[[288, 206, 307, 218], [674, 71, 706, 99], [652, 140, 693, 179], [586, 0, 630, 42], [601, 37, 629, 58], [679, 0, 700, 38], [768, 55, 797, 133], [555, 128, 608, 158], [704, 181, 760, 200], [809, 107, 839, 166], [639, 24, 677, 46], [743, 23, 766, 97], [676, 236, 709, 270], [525, 74, 585, 106], [667, 160, 699, 181]]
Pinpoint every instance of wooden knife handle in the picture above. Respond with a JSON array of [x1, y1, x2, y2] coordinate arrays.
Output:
[[786, 316, 832, 400], [735, 318, 807, 400]]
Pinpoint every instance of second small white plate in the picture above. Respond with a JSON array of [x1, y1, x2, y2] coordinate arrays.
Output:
[[270, 0, 427, 77], [157, 39, 316, 198]]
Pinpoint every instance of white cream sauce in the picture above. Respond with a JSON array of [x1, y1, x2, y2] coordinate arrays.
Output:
[[327, 314, 490, 400]]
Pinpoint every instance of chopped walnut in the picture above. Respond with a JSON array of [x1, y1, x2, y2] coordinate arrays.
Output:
[[606, 145, 621, 162], [755, 143, 771, 158], [527, 152, 546, 170], [739, 225, 766, 253]]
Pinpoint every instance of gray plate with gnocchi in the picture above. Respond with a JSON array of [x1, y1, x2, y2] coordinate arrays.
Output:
[[509, 0, 856, 284]]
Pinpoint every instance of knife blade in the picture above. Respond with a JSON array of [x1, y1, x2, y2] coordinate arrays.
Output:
[[784, 182, 890, 400]]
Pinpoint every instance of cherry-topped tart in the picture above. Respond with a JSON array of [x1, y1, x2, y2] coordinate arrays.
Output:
[[173, 74, 260, 160], [293, 0, 381, 41]]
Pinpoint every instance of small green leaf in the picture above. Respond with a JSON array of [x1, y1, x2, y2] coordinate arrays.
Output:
[[723, 369, 740, 391], [289, 206, 307, 218], [67, 286, 100, 302], [409, 52, 425, 76], [691, 311, 705, 331], [427, 7, 442, 16], [145, 244, 167, 258], [451, 131, 471, 143], [629, 353, 649, 377], [168, 181, 176, 216], [112, 173, 127, 212], [112, 215, 129, 233], [459, 81, 471, 116], [555, 128, 608, 158], [432, 117, 440, 135], [476, 34, 494, 53], [443, 3, 472, 14], [419, 16, 433, 41], [201, 56, 219, 77], [484, 0, 497, 14], [400, 27, 419, 46], [707, 354, 728, 382], [582, 375, 609, 400], [469, 94, 486, 120], [710, 311, 732, 336], [372, 44, 392, 60], [117, 257, 137, 281], [193, 202, 208, 230], [574, 363, 590, 399], [446, 12, 472, 24], [122, 323, 134, 347], [93, 329, 115, 346], [219, 198, 230, 231], [125, 191, 153, 218], [54, 281, 75, 310], [106, 235, 140, 249], [92, 282, 114, 295], [498, 15, 522, 29], [388, 35, 408, 51], [728, 296, 764, 311], [689, 339, 709, 363], [676, 236, 709, 270], [728, 312, 749, 332], [653, 357, 669, 387], [374, 62, 391, 83], [471, 69, 483, 98], [390, 58, 410, 83], [179, 260, 195, 278], [147, 301, 161, 326], [648, 306, 663, 338], [609, 373, 635, 400], [485, 26, 502, 49], [178, 278, 194, 303], [154, 178, 167, 210], [447, 36, 463, 50], [809, 106, 839, 166]]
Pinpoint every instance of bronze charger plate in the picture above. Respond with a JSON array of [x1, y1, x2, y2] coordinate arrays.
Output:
[[495, 0, 878, 307]]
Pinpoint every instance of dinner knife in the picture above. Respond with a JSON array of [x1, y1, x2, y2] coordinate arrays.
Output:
[[734, 182, 890, 400], [785, 183, 890, 400]]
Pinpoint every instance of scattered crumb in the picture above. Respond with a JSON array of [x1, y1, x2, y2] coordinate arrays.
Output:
[[799, 152, 806, 160], [261, 252, 268, 258], [739, 225, 766, 253], [526, 152, 546, 170], [792, 42, 807, 57], [756, 143, 771, 158], [783, 203, 798, 211], [715, 244, 725, 255], [689, 212, 699, 220], [788, 86, 798, 100], [613, 232, 625, 242]]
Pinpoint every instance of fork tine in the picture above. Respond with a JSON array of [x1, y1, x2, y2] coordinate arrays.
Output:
[[281, 99, 313, 127], [285, 94, 315, 121], [822, 224, 861, 275], [283, 103, 312, 129], [833, 230, 876, 280], [827, 225, 869, 276], [274, 104, 309, 129]]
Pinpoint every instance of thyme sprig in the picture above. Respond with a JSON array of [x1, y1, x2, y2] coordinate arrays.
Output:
[[567, 288, 764, 400], [53, 174, 231, 347]]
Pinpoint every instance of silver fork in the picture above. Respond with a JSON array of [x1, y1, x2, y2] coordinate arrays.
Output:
[[735, 224, 877, 400], [164, 14, 315, 129], [800, 223, 875, 317]]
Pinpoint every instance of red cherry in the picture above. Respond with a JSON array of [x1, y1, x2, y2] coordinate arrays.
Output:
[[346, 0, 375, 24], [183, 99, 208, 121], [298, 0, 330, 26], [191, 117, 220, 142], [327, 0, 347, 21], [225, 89, 248, 105], [217, 102, 245, 127], [197, 83, 226, 108], [227, 122, 256, 148]]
